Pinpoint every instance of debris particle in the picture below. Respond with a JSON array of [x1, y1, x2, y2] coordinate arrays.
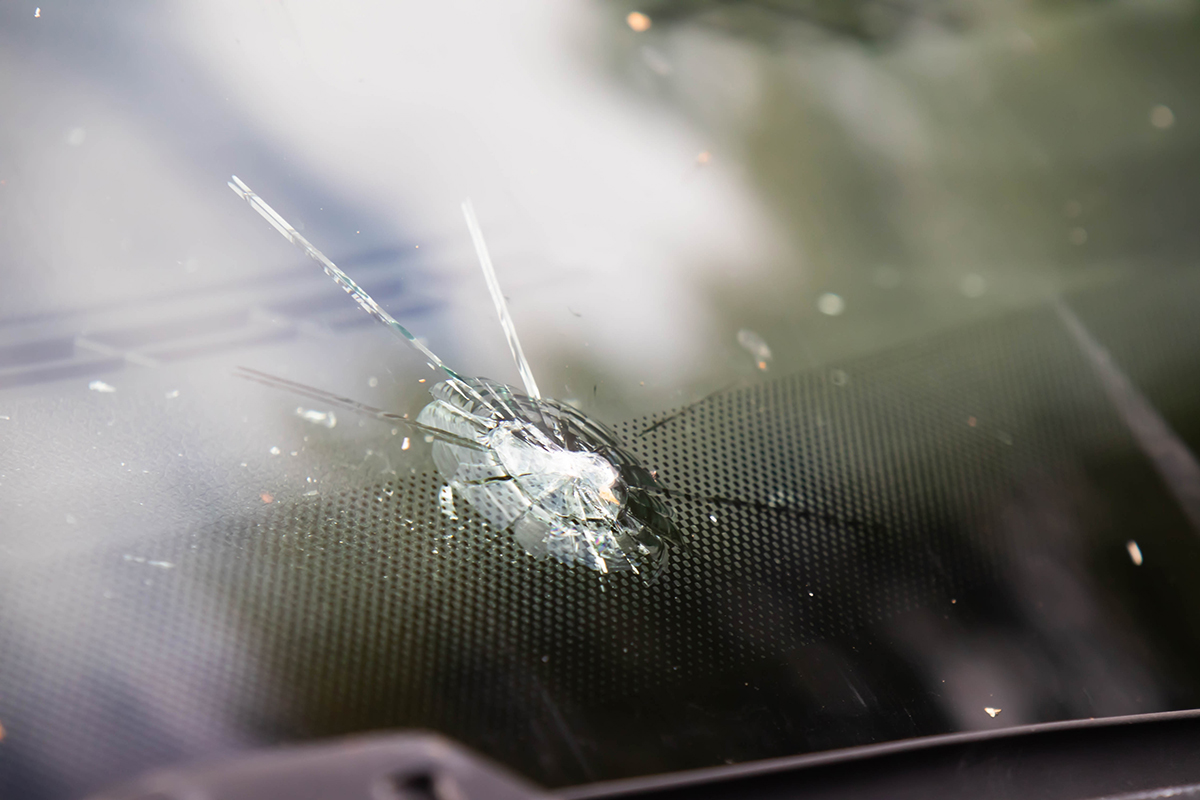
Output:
[[951, 598, 957, 604], [967, 416, 977, 427], [269, 446, 281, 455], [1150, 104, 1175, 130], [34, 7, 40, 17], [1127, 540, 1144, 566], [295, 407, 337, 428], [164, 389, 180, 399], [65, 127, 86, 147], [368, 376, 379, 388], [626, 11, 651, 31], [1069, 227, 1088, 245], [817, 292, 845, 316], [0, 719, 5, 740], [696, 150, 712, 165], [65, 514, 77, 525], [88, 380, 116, 393], [261, 492, 274, 504], [984, 707, 1001, 718], [737, 329, 772, 370], [401, 437, 411, 450], [830, 369, 849, 386], [0, 415, 9, 420], [1065, 200, 1082, 218]]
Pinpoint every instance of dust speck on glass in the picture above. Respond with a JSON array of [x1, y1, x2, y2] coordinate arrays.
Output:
[[228, 177, 680, 575]]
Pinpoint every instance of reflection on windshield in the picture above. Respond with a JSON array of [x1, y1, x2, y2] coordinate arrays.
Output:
[[3, 1, 1200, 798]]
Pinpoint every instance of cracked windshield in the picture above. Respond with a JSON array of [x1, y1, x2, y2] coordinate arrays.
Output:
[[3, 1, 1200, 797]]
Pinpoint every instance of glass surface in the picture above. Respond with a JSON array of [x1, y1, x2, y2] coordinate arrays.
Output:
[[3, 1, 1200, 797]]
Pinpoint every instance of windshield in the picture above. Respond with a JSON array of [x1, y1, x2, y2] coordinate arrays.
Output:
[[3, 1, 1200, 797]]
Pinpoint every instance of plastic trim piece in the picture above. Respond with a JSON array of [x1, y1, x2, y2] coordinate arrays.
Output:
[[87, 731, 550, 800]]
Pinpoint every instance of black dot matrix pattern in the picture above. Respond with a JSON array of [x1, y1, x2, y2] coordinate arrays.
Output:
[[5, 301, 1200, 799]]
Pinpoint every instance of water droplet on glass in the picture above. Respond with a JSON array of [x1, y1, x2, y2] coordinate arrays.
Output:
[[1150, 104, 1175, 130], [817, 293, 845, 316]]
